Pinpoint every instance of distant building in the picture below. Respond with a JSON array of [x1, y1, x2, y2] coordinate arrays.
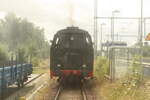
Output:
[[103, 41, 127, 47]]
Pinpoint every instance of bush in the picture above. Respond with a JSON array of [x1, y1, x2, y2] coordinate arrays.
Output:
[[95, 56, 109, 81], [31, 57, 40, 67]]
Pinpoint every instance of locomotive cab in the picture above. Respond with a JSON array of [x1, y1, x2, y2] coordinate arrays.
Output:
[[50, 27, 94, 79]]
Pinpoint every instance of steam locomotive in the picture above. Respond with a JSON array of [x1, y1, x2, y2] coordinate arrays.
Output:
[[50, 27, 94, 80]]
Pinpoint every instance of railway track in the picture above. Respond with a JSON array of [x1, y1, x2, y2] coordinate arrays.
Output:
[[81, 83, 88, 100], [24, 73, 44, 86], [5, 73, 44, 100], [53, 81, 88, 100]]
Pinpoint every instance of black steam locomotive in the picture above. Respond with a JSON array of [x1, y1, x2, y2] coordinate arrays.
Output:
[[50, 27, 94, 79]]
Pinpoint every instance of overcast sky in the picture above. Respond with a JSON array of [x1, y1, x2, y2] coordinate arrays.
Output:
[[0, 0, 150, 45]]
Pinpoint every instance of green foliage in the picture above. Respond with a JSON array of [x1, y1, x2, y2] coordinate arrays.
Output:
[[0, 13, 50, 63], [95, 56, 109, 81], [109, 82, 144, 100], [108, 56, 143, 100], [31, 57, 40, 67], [18, 48, 28, 62], [142, 45, 150, 57], [129, 56, 142, 84]]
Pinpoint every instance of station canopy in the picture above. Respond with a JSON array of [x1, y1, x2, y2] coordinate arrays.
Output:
[[103, 41, 127, 47]]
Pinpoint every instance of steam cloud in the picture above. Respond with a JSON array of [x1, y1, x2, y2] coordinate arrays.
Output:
[[67, 0, 74, 26]]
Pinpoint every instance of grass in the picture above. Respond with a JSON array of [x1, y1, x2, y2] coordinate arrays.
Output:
[[94, 56, 109, 82], [19, 73, 51, 100], [94, 56, 149, 100], [32, 67, 49, 74], [32, 58, 50, 74], [99, 80, 146, 100]]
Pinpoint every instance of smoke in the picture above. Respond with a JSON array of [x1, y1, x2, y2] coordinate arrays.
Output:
[[66, 0, 75, 26]]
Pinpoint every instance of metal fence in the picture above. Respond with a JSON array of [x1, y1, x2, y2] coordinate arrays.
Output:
[[108, 46, 141, 81]]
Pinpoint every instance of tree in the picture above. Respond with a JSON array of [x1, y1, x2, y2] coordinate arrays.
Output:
[[0, 43, 9, 65], [0, 13, 50, 60]]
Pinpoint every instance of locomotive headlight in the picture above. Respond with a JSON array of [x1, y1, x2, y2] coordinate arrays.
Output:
[[57, 64, 61, 67], [82, 64, 87, 68]]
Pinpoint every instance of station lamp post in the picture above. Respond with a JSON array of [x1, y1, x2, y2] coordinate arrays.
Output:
[[140, 0, 144, 80], [111, 10, 120, 42], [100, 23, 106, 56], [94, 0, 98, 56]]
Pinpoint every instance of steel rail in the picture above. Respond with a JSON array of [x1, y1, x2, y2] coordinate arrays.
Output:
[[81, 86, 88, 100], [81, 82, 88, 100], [5, 73, 44, 100], [53, 85, 63, 100]]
